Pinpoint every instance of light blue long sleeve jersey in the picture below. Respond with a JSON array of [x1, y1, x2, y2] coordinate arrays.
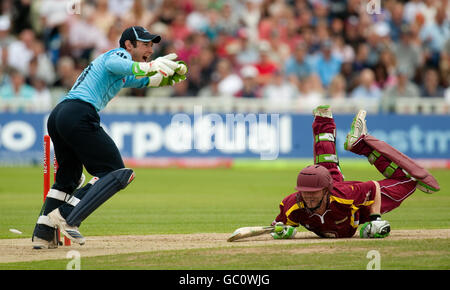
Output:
[[64, 47, 149, 111]]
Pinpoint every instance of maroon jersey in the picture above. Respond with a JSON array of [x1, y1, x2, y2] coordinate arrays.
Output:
[[273, 181, 377, 238]]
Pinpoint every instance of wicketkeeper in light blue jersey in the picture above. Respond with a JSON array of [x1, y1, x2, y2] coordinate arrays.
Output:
[[32, 26, 188, 249]]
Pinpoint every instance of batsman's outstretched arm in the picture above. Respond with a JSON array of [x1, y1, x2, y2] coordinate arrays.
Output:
[[270, 222, 297, 239], [369, 181, 381, 217], [360, 181, 391, 238]]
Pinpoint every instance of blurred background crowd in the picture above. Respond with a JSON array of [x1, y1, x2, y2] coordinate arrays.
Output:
[[0, 0, 449, 113]]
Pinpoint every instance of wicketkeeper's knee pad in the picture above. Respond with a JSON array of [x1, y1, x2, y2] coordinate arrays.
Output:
[[65, 168, 135, 226]]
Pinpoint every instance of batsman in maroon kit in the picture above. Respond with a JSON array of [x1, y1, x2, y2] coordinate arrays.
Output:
[[271, 106, 440, 239]]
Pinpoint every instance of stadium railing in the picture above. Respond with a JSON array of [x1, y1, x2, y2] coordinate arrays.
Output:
[[0, 95, 448, 114]]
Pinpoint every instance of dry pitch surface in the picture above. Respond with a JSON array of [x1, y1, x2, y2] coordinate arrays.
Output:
[[1, 229, 449, 263]]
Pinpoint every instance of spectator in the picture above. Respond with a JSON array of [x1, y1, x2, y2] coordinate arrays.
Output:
[[297, 74, 325, 111], [0, 68, 36, 103], [156, 0, 179, 25], [255, 41, 279, 85], [185, 59, 203, 96], [308, 73, 326, 99], [339, 61, 358, 93], [11, 0, 32, 34], [108, 0, 135, 17], [0, 45, 4, 68], [167, 11, 191, 42], [445, 87, 450, 104], [30, 41, 56, 85], [352, 42, 371, 73], [197, 46, 217, 86], [258, 1, 289, 43], [239, 0, 261, 43], [92, 0, 117, 35], [441, 39, 450, 88], [198, 72, 221, 97], [314, 19, 330, 46], [403, 0, 427, 24], [391, 25, 423, 80], [97, 23, 123, 57], [366, 24, 390, 67], [67, 5, 109, 62], [170, 78, 190, 97], [203, 9, 223, 42], [215, 58, 243, 97], [262, 70, 298, 106], [53, 56, 76, 91], [0, 15, 14, 48], [6, 28, 34, 76], [327, 74, 347, 100], [176, 32, 202, 64], [30, 77, 52, 111], [284, 42, 314, 89], [419, 8, 450, 66], [331, 35, 355, 63], [388, 2, 407, 42], [301, 25, 321, 54], [421, 0, 440, 26], [219, 2, 241, 36], [330, 17, 345, 38], [122, 0, 155, 28], [235, 28, 260, 66], [381, 66, 421, 113], [235, 65, 262, 98], [373, 62, 395, 90], [313, 40, 342, 88], [343, 16, 364, 49], [420, 67, 445, 97], [376, 48, 398, 83], [37, 0, 71, 29], [186, 0, 209, 33], [259, 4, 293, 62], [350, 68, 382, 100], [0, 0, 448, 112]]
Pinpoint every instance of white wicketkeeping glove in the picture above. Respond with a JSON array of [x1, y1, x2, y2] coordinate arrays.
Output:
[[360, 217, 391, 238], [176, 61, 187, 75], [133, 53, 179, 78], [147, 72, 164, 87]]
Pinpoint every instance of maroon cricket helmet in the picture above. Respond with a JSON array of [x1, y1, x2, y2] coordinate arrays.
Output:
[[295, 165, 333, 192]]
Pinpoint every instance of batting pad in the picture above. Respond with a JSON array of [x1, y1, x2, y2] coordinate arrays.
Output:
[[66, 168, 135, 226], [363, 135, 440, 193]]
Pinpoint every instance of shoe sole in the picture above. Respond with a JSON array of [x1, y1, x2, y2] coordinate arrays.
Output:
[[313, 105, 332, 118], [344, 110, 367, 150], [48, 210, 85, 245], [32, 238, 58, 250]]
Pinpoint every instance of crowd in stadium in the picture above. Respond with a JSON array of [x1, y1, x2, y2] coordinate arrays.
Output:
[[0, 0, 449, 112]]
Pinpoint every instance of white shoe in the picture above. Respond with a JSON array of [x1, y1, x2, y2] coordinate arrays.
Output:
[[32, 236, 58, 249], [313, 105, 333, 118], [344, 110, 367, 151], [48, 208, 85, 245]]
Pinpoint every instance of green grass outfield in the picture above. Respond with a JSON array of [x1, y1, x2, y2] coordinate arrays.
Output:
[[0, 159, 449, 270]]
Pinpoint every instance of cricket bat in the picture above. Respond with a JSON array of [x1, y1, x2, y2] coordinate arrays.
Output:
[[227, 226, 275, 242]]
